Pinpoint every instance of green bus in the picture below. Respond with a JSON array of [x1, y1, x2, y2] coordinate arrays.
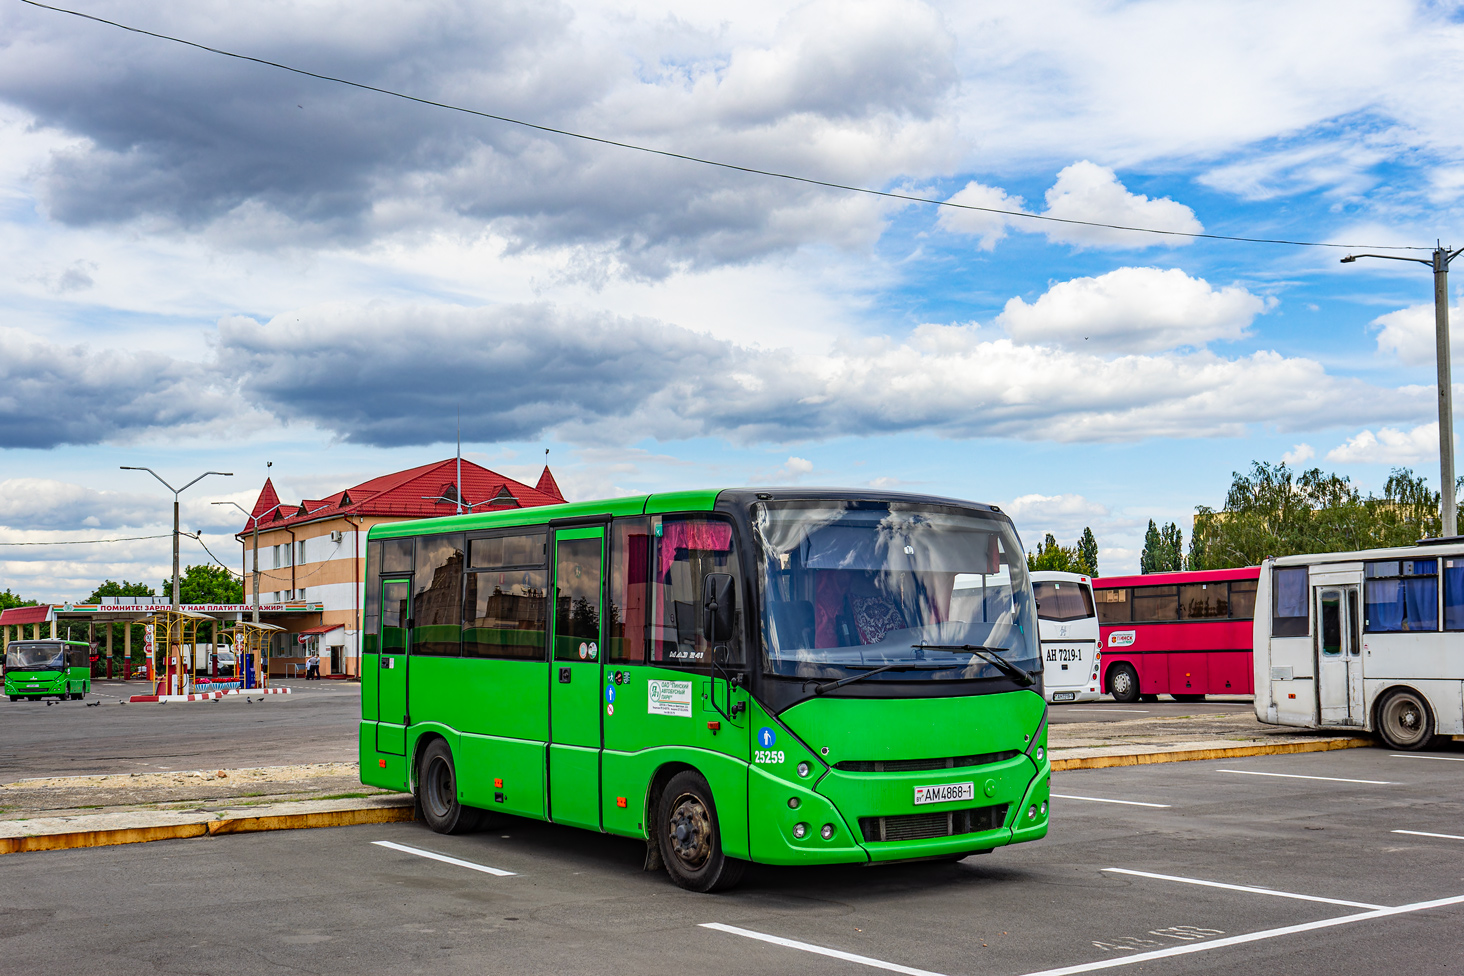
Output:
[[5, 639, 93, 701], [360, 489, 1050, 890]]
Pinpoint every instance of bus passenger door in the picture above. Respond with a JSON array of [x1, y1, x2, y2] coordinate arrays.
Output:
[[1315, 586, 1362, 725], [377, 580, 411, 755], [548, 526, 606, 830]]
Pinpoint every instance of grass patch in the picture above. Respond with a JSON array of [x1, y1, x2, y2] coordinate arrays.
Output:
[[313, 792, 375, 801]]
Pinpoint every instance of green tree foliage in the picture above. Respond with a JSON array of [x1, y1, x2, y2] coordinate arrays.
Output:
[[1077, 527, 1100, 577], [1027, 528, 1100, 575], [0, 588, 37, 610], [1140, 519, 1184, 573], [85, 580, 156, 603], [1189, 462, 1446, 569], [161, 564, 243, 604]]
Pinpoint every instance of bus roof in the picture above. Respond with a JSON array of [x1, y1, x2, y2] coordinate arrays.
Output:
[[1029, 571, 1092, 584], [1271, 539, 1464, 567], [1093, 565, 1261, 588], [365, 487, 1008, 541]]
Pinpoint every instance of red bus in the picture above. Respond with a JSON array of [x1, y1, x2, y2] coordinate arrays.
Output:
[[1092, 566, 1259, 702]]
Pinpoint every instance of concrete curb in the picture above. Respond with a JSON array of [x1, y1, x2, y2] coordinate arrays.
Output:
[[0, 799, 414, 855], [127, 693, 224, 703], [223, 688, 291, 695], [1050, 735, 1373, 771]]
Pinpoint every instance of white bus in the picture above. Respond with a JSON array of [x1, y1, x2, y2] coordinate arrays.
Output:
[[1254, 542, 1464, 750], [1031, 571, 1102, 703]]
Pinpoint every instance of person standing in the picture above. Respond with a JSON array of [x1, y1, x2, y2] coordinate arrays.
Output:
[[306, 652, 319, 680]]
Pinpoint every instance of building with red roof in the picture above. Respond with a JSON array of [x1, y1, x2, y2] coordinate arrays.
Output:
[[232, 458, 565, 676]]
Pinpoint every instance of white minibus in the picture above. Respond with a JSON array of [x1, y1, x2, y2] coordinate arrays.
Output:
[[1254, 542, 1464, 749], [1031, 571, 1102, 703]]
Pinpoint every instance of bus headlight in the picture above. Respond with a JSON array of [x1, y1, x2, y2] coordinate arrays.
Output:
[[792, 823, 808, 839], [796, 761, 810, 778], [1041, 801, 1048, 816], [1027, 805, 1037, 821], [821, 824, 835, 840], [788, 797, 800, 809], [1034, 746, 1044, 762]]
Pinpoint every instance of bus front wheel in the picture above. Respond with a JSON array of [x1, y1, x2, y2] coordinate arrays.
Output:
[[656, 770, 744, 893], [1377, 689, 1435, 751], [1108, 664, 1140, 704], [416, 739, 483, 835]]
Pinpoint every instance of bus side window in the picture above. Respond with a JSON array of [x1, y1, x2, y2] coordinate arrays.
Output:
[[412, 534, 464, 657], [1228, 579, 1257, 620], [1095, 587, 1130, 623], [650, 517, 743, 669], [1445, 559, 1464, 631], [363, 540, 382, 654], [1272, 567, 1309, 637], [608, 518, 650, 664]]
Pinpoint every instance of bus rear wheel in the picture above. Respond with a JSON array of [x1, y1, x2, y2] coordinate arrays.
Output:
[[1108, 664, 1140, 703], [417, 739, 482, 834], [1377, 689, 1435, 751], [657, 770, 744, 893]]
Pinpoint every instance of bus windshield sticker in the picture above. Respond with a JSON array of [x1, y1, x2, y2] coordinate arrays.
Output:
[[1108, 630, 1136, 647], [647, 679, 693, 717]]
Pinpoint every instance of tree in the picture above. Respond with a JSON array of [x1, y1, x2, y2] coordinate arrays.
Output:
[[1189, 462, 1449, 569], [1076, 527, 1100, 577], [85, 580, 156, 603], [162, 564, 243, 604], [0, 588, 36, 611], [1140, 520, 1183, 573]]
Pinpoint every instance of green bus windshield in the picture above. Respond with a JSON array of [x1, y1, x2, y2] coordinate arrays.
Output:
[[754, 500, 1038, 681], [5, 642, 67, 671]]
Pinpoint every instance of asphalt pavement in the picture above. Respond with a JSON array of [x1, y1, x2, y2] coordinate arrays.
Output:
[[1047, 697, 1255, 724], [4, 745, 1462, 976], [0, 679, 359, 782]]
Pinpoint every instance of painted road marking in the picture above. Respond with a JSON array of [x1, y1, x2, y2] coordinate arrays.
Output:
[[704, 892, 1464, 976], [1052, 794, 1171, 809], [1393, 829, 1464, 841], [1389, 754, 1464, 762], [371, 840, 515, 877], [699, 923, 945, 976], [1016, 892, 1464, 976], [1063, 708, 1149, 713], [1102, 868, 1385, 909], [1217, 769, 1396, 785]]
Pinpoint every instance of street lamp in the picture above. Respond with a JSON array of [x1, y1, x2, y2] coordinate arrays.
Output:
[[121, 467, 233, 606], [1342, 245, 1464, 537], [213, 500, 284, 624]]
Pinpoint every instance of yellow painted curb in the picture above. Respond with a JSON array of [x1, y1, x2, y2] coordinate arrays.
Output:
[[208, 804, 415, 835], [1051, 735, 1373, 771], [0, 803, 415, 855], [0, 822, 208, 854]]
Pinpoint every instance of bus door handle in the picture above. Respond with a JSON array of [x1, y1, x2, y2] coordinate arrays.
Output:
[[559, 667, 572, 684]]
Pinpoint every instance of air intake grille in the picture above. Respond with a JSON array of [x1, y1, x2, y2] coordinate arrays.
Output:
[[858, 804, 1008, 843], [834, 751, 1018, 773]]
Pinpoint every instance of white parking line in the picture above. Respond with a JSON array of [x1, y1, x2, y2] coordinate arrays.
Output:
[[1102, 868, 1385, 909], [1393, 829, 1464, 841], [371, 840, 516, 876], [1052, 794, 1171, 809], [1217, 769, 1396, 785], [698, 923, 945, 976], [1018, 892, 1464, 976], [1063, 708, 1149, 713], [1389, 754, 1464, 762], [703, 892, 1464, 976]]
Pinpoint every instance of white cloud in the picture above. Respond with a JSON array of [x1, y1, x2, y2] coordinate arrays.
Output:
[[1327, 423, 1439, 464], [1373, 303, 1464, 366], [1037, 161, 1203, 248], [1282, 443, 1315, 465], [996, 267, 1267, 353], [936, 181, 1027, 250], [1002, 492, 1108, 545]]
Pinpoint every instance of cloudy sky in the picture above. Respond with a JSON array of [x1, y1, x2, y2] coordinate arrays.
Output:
[[3, 0, 1463, 600]]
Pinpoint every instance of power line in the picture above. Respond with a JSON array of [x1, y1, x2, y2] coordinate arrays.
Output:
[[0, 533, 172, 546], [18, 0, 1430, 252]]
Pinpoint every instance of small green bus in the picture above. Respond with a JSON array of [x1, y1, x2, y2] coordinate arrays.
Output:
[[5, 639, 92, 701], [360, 489, 1050, 890]]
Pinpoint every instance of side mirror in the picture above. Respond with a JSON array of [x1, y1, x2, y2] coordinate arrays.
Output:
[[701, 573, 735, 645]]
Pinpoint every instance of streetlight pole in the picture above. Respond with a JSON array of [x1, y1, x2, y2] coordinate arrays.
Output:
[[213, 501, 284, 624], [121, 467, 233, 605], [1342, 245, 1464, 537]]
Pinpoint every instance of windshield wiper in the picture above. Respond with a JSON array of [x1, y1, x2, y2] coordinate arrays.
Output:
[[811, 662, 945, 695], [913, 643, 1039, 687]]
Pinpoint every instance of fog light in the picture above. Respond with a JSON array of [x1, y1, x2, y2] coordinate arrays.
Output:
[[792, 822, 808, 839], [788, 797, 800, 809], [1034, 746, 1044, 762], [821, 823, 835, 840], [797, 761, 811, 778], [1027, 805, 1037, 820]]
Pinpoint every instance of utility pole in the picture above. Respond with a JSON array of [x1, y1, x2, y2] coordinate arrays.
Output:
[[1342, 244, 1464, 537], [122, 467, 233, 605], [213, 500, 284, 624]]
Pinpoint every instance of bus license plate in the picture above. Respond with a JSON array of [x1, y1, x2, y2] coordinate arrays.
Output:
[[914, 782, 974, 805], [1052, 691, 1076, 701]]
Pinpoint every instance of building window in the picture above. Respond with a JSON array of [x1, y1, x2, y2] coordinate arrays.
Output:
[[297, 540, 307, 565]]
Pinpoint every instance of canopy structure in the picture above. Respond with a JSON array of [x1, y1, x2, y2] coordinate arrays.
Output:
[[221, 620, 284, 690], [130, 607, 214, 697]]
